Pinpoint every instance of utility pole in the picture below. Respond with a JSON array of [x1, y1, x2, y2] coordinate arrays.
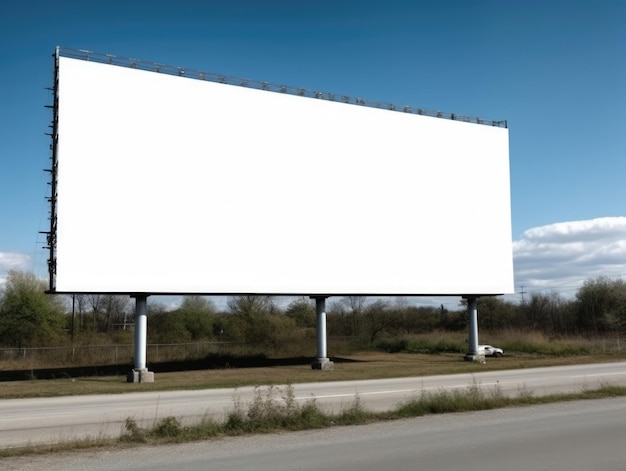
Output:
[[520, 286, 527, 304]]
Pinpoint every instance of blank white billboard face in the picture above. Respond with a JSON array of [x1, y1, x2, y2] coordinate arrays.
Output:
[[54, 56, 513, 295]]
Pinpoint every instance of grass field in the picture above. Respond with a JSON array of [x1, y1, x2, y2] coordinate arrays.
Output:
[[2, 350, 624, 399]]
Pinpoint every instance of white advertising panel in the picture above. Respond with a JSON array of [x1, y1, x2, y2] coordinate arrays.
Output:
[[54, 56, 513, 295]]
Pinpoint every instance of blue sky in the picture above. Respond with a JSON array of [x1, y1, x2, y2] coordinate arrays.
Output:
[[1, 0, 625, 306]]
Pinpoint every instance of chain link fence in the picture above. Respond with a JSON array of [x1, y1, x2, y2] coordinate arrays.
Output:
[[0, 341, 239, 369]]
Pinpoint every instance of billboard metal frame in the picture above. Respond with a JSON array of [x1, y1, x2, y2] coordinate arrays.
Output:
[[44, 48, 60, 292]]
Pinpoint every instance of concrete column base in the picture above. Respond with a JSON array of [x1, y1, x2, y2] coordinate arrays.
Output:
[[127, 368, 155, 383], [311, 358, 334, 370], [464, 353, 486, 364]]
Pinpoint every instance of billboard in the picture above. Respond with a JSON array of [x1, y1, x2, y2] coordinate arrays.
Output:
[[50, 51, 513, 296]]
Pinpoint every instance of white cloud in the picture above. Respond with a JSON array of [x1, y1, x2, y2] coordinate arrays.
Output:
[[0, 252, 31, 286], [512, 217, 626, 298]]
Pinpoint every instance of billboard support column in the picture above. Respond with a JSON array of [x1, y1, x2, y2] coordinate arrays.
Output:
[[311, 296, 334, 370], [127, 294, 154, 382], [463, 296, 484, 362]]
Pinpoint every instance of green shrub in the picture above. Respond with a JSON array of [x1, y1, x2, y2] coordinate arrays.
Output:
[[120, 418, 146, 443], [334, 395, 371, 425], [224, 385, 333, 434], [151, 416, 182, 438], [374, 338, 409, 353], [396, 381, 509, 417]]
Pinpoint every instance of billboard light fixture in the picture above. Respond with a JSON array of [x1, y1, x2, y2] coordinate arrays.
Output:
[[55, 47, 506, 128]]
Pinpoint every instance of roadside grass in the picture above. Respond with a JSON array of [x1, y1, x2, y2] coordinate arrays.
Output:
[[3, 382, 626, 459], [373, 331, 626, 357]]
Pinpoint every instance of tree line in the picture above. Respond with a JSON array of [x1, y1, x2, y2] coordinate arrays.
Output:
[[1, 269, 625, 349]]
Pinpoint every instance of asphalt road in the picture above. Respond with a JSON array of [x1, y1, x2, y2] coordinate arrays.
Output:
[[4, 397, 626, 471], [1, 361, 626, 449]]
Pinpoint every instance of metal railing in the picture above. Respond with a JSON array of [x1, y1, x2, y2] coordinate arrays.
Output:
[[57, 46, 507, 129]]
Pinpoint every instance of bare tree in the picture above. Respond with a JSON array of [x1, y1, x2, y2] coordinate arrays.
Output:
[[85, 294, 130, 332], [341, 296, 369, 337]]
